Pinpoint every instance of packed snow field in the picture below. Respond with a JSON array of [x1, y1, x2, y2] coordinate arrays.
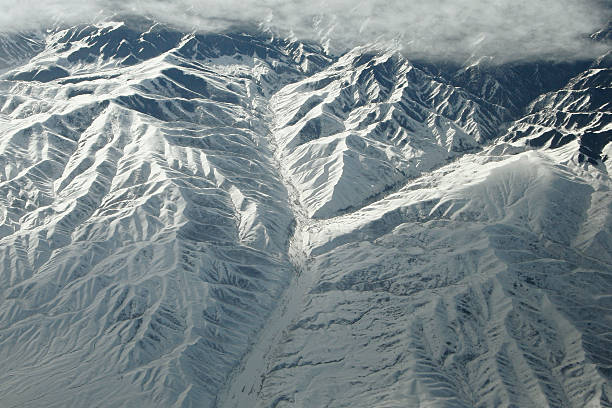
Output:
[[0, 17, 610, 408]]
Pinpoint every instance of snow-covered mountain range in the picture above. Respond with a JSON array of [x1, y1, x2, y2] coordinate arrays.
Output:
[[0, 17, 610, 408]]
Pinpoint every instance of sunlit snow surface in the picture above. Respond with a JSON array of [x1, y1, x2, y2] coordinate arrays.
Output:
[[0, 18, 610, 408]]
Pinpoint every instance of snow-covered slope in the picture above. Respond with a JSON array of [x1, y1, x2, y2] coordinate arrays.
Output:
[[239, 149, 612, 408], [0, 32, 45, 73], [0, 17, 610, 408], [505, 59, 611, 166], [0, 20, 314, 407], [270, 49, 510, 219]]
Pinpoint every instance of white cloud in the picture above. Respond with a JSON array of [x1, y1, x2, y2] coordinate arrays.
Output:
[[1, 0, 610, 62]]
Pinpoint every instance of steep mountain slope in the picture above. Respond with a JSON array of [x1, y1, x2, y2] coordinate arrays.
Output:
[[241, 149, 612, 408], [0, 20, 319, 407], [0, 17, 610, 408], [0, 32, 45, 73], [271, 49, 511, 219], [505, 57, 611, 166]]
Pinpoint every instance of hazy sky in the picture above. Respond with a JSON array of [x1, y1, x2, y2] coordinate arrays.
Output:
[[3, 0, 610, 62]]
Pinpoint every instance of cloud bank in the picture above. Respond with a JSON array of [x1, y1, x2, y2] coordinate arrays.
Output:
[[3, 0, 610, 62]]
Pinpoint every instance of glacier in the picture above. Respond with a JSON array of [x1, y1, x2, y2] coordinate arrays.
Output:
[[0, 17, 610, 408]]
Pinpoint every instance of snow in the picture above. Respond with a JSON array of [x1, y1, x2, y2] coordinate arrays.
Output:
[[252, 150, 611, 408], [0, 16, 610, 408]]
